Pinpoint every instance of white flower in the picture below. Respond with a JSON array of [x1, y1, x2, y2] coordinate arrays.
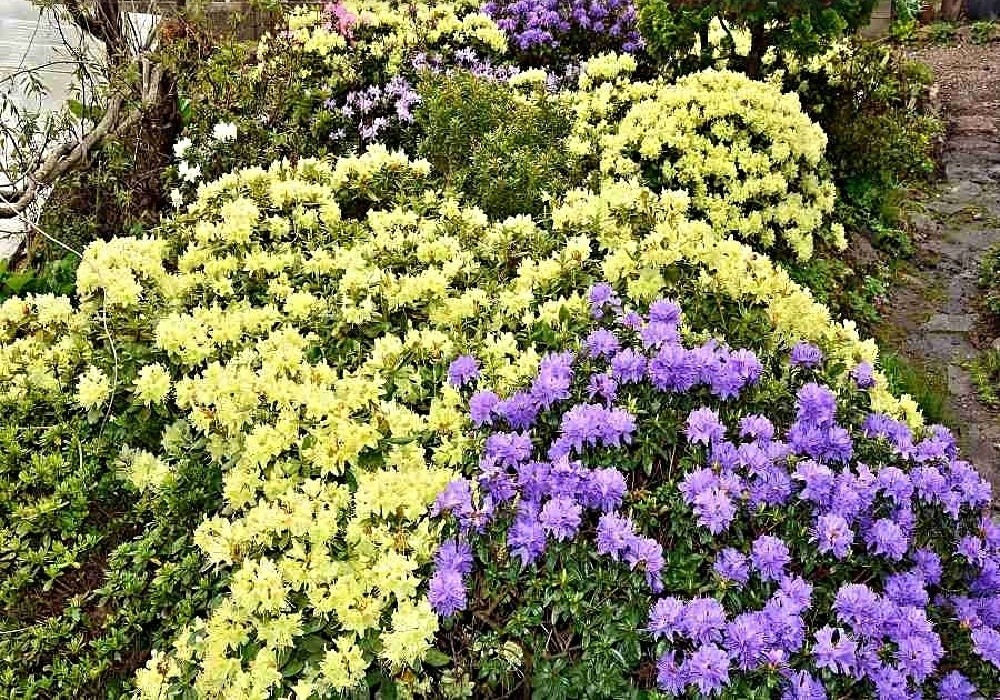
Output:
[[172, 137, 192, 159], [211, 121, 238, 142], [169, 188, 184, 208], [178, 160, 201, 183]]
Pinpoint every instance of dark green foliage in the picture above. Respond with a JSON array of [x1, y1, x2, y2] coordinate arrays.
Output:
[[980, 243, 1000, 319], [878, 351, 950, 424], [416, 72, 575, 220], [636, 0, 879, 76]]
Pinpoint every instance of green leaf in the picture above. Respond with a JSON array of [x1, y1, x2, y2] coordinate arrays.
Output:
[[423, 649, 451, 667]]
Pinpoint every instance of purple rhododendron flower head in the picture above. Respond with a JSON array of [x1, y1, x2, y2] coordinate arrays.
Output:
[[867, 518, 908, 561], [796, 383, 837, 426], [778, 576, 813, 613], [724, 612, 769, 670], [507, 502, 547, 565], [939, 670, 978, 700], [433, 479, 473, 518], [687, 407, 725, 446], [587, 371, 618, 403], [610, 348, 646, 383], [834, 584, 886, 639], [851, 361, 876, 389], [587, 282, 618, 318], [485, 431, 533, 467], [584, 328, 620, 358], [583, 467, 627, 512], [751, 535, 791, 582], [435, 538, 473, 575], [469, 389, 499, 426], [448, 354, 480, 387], [714, 548, 750, 585], [682, 597, 727, 644], [649, 596, 685, 640], [683, 643, 731, 696], [640, 320, 679, 349], [596, 511, 635, 560], [648, 343, 698, 392], [691, 486, 737, 534], [625, 536, 664, 592], [556, 403, 636, 456], [539, 496, 582, 540], [619, 310, 644, 330], [972, 626, 1000, 667], [649, 298, 682, 325], [531, 352, 574, 408], [740, 414, 775, 443], [876, 466, 914, 504], [912, 548, 942, 586], [813, 513, 853, 559], [790, 341, 823, 368], [781, 670, 828, 700], [428, 567, 467, 616], [656, 650, 685, 695], [496, 390, 539, 430], [812, 626, 856, 675]]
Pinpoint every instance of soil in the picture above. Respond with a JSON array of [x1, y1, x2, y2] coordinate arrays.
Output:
[[882, 29, 1000, 487]]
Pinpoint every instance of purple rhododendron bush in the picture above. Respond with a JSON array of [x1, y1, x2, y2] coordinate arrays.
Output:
[[431, 287, 1000, 698]]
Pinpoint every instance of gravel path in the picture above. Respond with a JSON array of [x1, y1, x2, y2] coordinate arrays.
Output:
[[884, 31, 1000, 486]]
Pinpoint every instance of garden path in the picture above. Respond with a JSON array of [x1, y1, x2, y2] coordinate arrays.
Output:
[[883, 33, 1000, 485]]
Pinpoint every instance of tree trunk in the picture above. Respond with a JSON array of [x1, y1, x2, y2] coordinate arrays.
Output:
[[940, 0, 965, 20], [920, 1, 939, 22], [745, 22, 767, 80]]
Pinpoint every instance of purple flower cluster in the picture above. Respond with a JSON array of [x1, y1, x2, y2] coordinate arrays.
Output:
[[429, 283, 1000, 698], [329, 76, 421, 143], [651, 576, 813, 695], [482, 0, 642, 55]]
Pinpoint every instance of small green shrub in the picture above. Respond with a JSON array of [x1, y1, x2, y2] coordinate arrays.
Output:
[[969, 349, 1000, 407], [416, 71, 575, 219], [877, 350, 950, 424], [971, 20, 999, 44], [925, 21, 959, 44], [889, 19, 920, 43], [980, 243, 1000, 318]]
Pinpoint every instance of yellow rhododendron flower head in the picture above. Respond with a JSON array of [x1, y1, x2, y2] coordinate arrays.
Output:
[[568, 65, 842, 262]]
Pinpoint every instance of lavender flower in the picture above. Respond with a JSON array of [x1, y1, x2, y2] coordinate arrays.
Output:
[[812, 626, 856, 674], [939, 670, 979, 700], [683, 643, 731, 696], [751, 536, 791, 582], [428, 567, 467, 616], [972, 626, 1000, 667], [852, 361, 876, 389], [656, 651, 685, 695], [584, 328, 620, 358], [596, 512, 634, 560], [448, 354, 480, 387], [648, 596, 685, 640], [539, 496, 582, 540], [687, 407, 725, 446], [469, 389, 500, 426], [790, 342, 823, 368], [682, 597, 727, 644], [813, 514, 853, 559], [866, 518, 908, 561], [714, 548, 750, 585]]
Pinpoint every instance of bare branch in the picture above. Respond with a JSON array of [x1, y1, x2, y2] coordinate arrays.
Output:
[[0, 56, 164, 219]]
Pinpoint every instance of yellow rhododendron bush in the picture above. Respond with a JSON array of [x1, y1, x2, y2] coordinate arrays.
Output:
[[0, 145, 916, 698], [566, 56, 845, 261]]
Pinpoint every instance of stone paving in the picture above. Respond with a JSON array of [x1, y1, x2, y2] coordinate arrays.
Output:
[[885, 37, 1000, 485]]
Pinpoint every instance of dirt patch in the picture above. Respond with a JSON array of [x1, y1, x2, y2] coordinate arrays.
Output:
[[882, 30, 1000, 486]]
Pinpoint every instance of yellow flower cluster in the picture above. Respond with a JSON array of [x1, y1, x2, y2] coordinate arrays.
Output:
[[0, 142, 920, 698], [268, 0, 507, 92], [565, 59, 843, 261]]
